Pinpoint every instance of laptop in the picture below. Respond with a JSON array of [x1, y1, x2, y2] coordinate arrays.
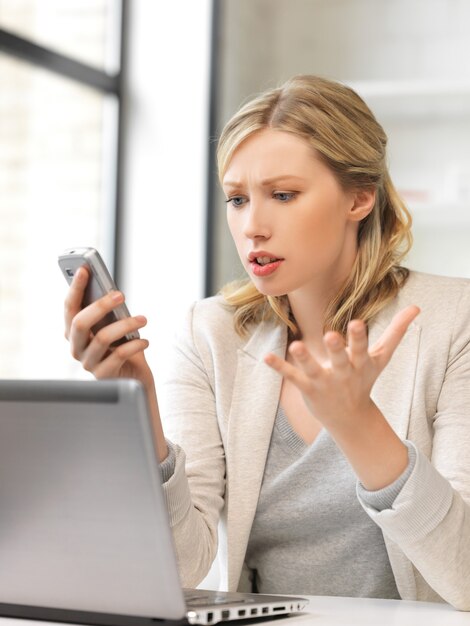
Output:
[[0, 379, 308, 625]]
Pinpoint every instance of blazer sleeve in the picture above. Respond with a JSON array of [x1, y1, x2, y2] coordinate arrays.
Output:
[[357, 281, 470, 610], [159, 302, 226, 588]]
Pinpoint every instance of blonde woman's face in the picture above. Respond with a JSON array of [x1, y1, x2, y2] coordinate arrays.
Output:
[[223, 128, 371, 297]]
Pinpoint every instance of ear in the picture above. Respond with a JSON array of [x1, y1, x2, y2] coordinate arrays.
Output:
[[348, 188, 376, 222]]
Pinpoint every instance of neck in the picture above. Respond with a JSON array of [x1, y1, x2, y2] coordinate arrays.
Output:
[[285, 233, 358, 359], [287, 276, 346, 363]]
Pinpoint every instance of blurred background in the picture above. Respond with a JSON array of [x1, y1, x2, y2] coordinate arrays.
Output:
[[1, 0, 470, 388]]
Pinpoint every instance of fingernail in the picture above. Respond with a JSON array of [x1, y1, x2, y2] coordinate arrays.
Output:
[[111, 291, 123, 302], [135, 315, 147, 325]]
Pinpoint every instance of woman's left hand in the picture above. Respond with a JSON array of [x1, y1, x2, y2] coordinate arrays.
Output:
[[265, 304, 421, 489], [264, 304, 420, 432]]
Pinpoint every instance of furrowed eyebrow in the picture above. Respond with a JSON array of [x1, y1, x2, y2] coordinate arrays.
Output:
[[260, 175, 306, 186], [223, 175, 306, 189], [222, 183, 244, 192]]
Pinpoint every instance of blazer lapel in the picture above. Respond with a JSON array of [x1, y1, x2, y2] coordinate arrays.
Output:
[[369, 316, 422, 440], [225, 320, 287, 590]]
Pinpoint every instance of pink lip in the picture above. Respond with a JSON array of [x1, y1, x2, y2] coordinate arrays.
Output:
[[250, 259, 284, 277]]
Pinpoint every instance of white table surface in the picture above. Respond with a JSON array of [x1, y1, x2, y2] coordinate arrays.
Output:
[[276, 595, 470, 626], [0, 596, 469, 626]]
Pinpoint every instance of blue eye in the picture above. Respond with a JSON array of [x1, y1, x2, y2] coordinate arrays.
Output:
[[225, 196, 247, 208], [273, 192, 296, 202]]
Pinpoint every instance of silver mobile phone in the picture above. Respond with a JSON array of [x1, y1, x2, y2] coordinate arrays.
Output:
[[58, 247, 139, 345]]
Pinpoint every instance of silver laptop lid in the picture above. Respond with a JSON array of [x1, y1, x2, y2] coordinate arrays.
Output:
[[0, 378, 187, 621]]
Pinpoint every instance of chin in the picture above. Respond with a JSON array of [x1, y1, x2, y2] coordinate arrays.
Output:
[[251, 280, 289, 298]]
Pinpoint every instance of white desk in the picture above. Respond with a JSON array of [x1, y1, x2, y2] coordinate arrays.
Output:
[[277, 595, 470, 626], [0, 596, 469, 626]]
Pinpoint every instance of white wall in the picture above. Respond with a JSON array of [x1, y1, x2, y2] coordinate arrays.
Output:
[[121, 0, 211, 391]]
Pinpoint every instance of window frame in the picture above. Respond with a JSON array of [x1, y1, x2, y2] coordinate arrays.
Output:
[[0, 0, 126, 281]]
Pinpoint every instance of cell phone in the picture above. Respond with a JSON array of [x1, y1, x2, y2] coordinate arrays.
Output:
[[58, 247, 139, 345]]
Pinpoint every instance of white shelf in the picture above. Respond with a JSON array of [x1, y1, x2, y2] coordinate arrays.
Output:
[[346, 80, 470, 120]]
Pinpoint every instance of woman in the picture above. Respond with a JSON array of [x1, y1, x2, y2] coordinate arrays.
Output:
[[64, 75, 470, 609]]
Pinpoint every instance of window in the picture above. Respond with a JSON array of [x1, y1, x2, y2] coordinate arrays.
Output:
[[0, 0, 120, 71], [0, 0, 123, 378]]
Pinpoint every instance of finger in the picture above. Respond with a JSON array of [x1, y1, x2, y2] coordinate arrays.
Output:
[[324, 331, 350, 371], [288, 341, 323, 378], [69, 290, 125, 358], [92, 339, 150, 379], [347, 320, 369, 367], [264, 352, 316, 394], [81, 316, 148, 371], [64, 266, 89, 337], [370, 304, 421, 366]]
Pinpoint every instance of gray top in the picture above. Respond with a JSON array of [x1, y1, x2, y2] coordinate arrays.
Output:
[[244, 405, 415, 598]]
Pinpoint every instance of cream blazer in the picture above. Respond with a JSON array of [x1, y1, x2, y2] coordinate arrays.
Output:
[[160, 271, 470, 610]]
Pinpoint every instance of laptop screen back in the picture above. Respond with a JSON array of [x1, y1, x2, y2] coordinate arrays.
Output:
[[0, 379, 186, 620]]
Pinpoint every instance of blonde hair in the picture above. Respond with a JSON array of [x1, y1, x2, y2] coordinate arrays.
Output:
[[218, 75, 412, 338]]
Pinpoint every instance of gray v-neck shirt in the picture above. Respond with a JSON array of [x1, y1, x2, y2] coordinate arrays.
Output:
[[245, 405, 402, 599]]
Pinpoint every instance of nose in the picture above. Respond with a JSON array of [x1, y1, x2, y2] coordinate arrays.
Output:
[[242, 200, 271, 240]]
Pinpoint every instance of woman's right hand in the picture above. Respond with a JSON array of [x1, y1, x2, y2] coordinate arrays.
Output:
[[64, 266, 152, 385], [64, 266, 169, 462]]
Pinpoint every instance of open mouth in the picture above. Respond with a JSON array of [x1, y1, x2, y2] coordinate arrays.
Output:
[[254, 256, 282, 266], [250, 256, 284, 277]]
